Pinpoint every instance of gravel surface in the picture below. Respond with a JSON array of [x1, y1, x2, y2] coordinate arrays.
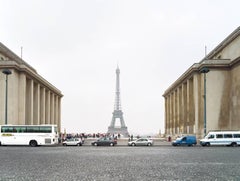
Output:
[[0, 146, 239, 180]]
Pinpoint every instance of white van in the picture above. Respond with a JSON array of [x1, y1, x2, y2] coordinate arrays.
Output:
[[200, 131, 240, 147]]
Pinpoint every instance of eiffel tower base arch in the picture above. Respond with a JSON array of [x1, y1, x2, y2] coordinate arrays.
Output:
[[107, 126, 129, 137]]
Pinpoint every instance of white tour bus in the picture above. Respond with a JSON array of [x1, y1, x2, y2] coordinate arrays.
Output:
[[0, 125, 58, 147], [200, 131, 240, 147]]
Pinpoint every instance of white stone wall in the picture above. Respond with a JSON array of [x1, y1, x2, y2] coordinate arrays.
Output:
[[206, 69, 230, 131], [230, 65, 240, 128]]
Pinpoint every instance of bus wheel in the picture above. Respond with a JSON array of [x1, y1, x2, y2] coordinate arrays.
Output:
[[231, 142, 237, 147], [30, 140, 37, 147]]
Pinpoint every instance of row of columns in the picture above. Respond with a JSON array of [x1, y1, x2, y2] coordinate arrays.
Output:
[[165, 74, 203, 137], [18, 73, 61, 132]]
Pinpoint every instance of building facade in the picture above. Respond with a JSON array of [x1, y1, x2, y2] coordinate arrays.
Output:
[[163, 27, 240, 138], [0, 42, 63, 132]]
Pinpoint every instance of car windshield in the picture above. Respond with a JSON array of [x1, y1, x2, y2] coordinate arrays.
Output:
[[176, 137, 182, 141]]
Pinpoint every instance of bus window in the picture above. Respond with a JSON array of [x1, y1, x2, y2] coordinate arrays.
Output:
[[216, 134, 223, 138], [39, 126, 51, 133], [233, 134, 240, 138], [13, 127, 17, 133], [1, 126, 13, 133], [14, 126, 26, 133], [27, 126, 40, 133], [224, 134, 232, 138]]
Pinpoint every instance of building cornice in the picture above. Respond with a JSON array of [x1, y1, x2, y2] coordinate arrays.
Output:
[[163, 27, 240, 97], [163, 59, 232, 97], [0, 42, 37, 73], [200, 26, 240, 62], [0, 42, 63, 97], [0, 61, 63, 97]]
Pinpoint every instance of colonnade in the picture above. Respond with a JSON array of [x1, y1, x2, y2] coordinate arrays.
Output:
[[0, 70, 62, 132], [20, 73, 61, 131], [164, 74, 203, 137]]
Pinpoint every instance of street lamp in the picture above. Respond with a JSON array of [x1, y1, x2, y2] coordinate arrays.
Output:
[[2, 69, 12, 125], [200, 67, 209, 136]]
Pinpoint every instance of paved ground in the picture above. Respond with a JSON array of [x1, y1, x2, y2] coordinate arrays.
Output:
[[0, 145, 240, 180]]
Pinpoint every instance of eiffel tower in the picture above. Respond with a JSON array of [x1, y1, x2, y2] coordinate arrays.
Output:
[[107, 66, 129, 137]]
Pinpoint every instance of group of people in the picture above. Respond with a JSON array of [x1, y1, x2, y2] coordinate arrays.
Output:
[[59, 132, 124, 143], [59, 132, 145, 143]]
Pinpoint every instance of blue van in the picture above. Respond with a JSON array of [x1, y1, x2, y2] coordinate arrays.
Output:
[[172, 135, 197, 146]]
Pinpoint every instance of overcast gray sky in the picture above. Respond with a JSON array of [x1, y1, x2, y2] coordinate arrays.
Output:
[[0, 0, 239, 135]]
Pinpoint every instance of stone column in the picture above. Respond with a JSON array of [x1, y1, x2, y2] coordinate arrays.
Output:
[[186, 79, 190, 133], [169, 93, 173, 134], [165, 96, 168, 135], [55, 95, 59, 125], [18, 73, 26, 125], [182, 83, 187, 133], [58, 97, 61, 133], [9, 70, 16, 125], [30, 80, 34, 125], [172, 91, 175, 135], [165, 95, 170, 135], [179, 86, 182, 134], [46, 90, 50, 124], [189, 77, 195, 134], [26, 79, 34, 125], [193, 74, 199, 136], [40, 87, 46, 124], [199, 74, 204, 136], [180, 84, 183, 134], [50, 93, 54, 124], [168, 95, 171, 134], [173, 90, 177, 135], [33, 83, 40, 125], [176, 87, 180, 134]]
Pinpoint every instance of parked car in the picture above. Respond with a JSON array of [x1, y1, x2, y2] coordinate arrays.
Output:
[[62, 138, 82, 146], [172, 136, 197, 146], [91, 137, 117, 146], [128, 138, 153, 146]]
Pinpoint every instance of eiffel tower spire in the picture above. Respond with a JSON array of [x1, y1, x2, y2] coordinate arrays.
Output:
[[107, 66, 129, 137], [114, 65, 121, 111]]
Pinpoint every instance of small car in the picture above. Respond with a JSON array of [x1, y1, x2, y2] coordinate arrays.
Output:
[[172, 136, 197, 146], [62, 138, 82, 146], [91, 137, 117, 146], [128, 138, 153, 146]]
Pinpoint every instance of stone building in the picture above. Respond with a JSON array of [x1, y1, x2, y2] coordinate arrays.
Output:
[[163, 27, 240, 138], [0, 42, 63, 132]]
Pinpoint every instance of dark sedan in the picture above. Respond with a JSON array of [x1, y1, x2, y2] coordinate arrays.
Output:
[[91, 137, 117, 146]]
